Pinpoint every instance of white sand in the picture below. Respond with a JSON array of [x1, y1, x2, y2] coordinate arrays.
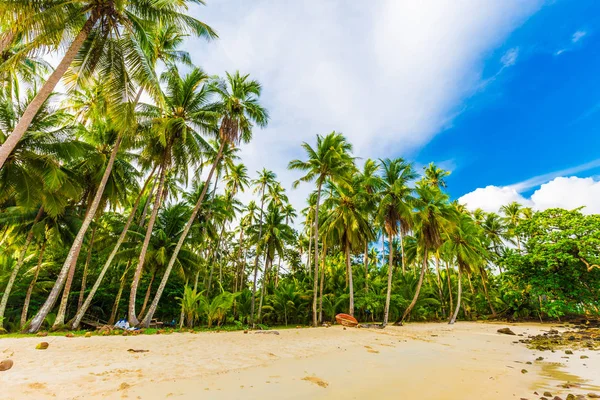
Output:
[[1, 322, 599, 399]]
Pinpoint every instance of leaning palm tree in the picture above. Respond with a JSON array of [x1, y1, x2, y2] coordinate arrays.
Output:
[[139, 71, 268, 327], [127, 66, 213, 325], [0, 0, 216, 169], [400, 184, 456, 324], [288, 132, 353, 327], [376, 158, 416, 327]]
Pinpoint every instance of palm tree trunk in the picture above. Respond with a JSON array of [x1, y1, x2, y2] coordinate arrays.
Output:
[[71, 167, 155, 329], [363, 242, 369, 294], [306, 224, 312, 273], [0, 16, 98, 169], [27, 134, 123, 333], [129, 158, 167, 326], [445, 261, 454, 314], [233, 230, 244, 292], [467, 273, 475, 295], [312, 181, 323, 327], [449, 268, 462, 324], [53, 237, 85, 328], [137, 271, 155, 321], [77, 225, 97, 313], [479, 269, 496, 317], [434, 254, 446, 318], [257, 255, 270, 322], [318, 242, 326, 324], [250, 185, 267, 328], [401, 249, 428, 323], [207, 224, 226, 296], [400, 230, 406, 275], [0, 31, 16, 55], [346, 237, 355, 316], [382, 231, 394, 327], [139, 140, 225, 328], [20, 239, 47, 327], [108, 261, 132, 326], [0, 206, 43, 329]]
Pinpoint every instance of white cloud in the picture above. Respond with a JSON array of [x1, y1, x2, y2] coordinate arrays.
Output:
[[501, 47, 519, 67], [572, 30, 587, 43], [185, 1, 541, 213], [459, 176, 600, 214]]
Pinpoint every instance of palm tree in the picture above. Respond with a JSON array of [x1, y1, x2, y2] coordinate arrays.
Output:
[[500, 202, 523, 251], [444, 212, 488, 324], [249, 169, 277, 327], [376, 158, 415, 327], [322, 178, 374, 317], [139, 71, 268, 327], [358, 159, 381, 294], [288, 132, 353, 326], [400, 185, 456, 323], [423, 162, 450, 189], [0, 0, 216, 169], [127, 66, 213, 325]]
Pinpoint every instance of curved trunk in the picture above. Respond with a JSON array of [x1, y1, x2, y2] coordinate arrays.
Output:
[[53, 237, 85, 328], [71, 167, 155, 329], [346, 237, 354, 316], [129, 159, 167, 326], [20, 239, 47, 327], [449, 268, 462, 324], [382, 231, 394, 327], [0, 16, 97, 169], [28, 134, 123, 333], [311, 181, 323, 327], [250, 185, 266, 328], [0, 206, 43, 329], [139, 140, 224, 328], [77, 225, 97, 313], [108, 261, 132, 326], [401, 249, 428, 323]]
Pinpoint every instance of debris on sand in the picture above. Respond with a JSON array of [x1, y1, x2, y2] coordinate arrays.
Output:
[[36, 342, 49, 350], [302, 376, 329, 388], [0, 359, 13, 371], [497, 328, 516, 335], [127, 349, 149, 353], [254, 331, 280, 335]]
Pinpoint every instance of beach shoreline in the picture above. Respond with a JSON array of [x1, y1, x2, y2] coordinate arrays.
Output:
[[1, 322, 599, 399]]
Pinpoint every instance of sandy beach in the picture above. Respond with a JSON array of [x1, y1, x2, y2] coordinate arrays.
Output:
[[1, 322, 599, 399]]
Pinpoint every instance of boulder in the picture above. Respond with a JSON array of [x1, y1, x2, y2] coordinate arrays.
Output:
[[0, 359, 13, 371], [497, 328, 516, 335]]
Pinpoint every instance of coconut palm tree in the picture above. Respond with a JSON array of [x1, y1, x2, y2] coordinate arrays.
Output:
[[288, 132, 353, 326], [423, 162, 451, 189], [0, 0, 216, 169], [400, 184, 456, 323], [322, 177, 374, 317], [376, 158, 416, 327], [500, 202, 524, 251], [139, 71, 268, 327]]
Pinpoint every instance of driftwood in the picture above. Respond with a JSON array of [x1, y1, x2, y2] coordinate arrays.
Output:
[[254, 331, 280, 335]]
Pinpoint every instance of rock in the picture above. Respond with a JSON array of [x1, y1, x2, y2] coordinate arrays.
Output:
[[553, 397, 563, 400], [566, 395, 575, 400], [526, 361, 533, 365], [343, 327, 347, 330], [580, 355, 589, 359], [0, 359, 13, 371], [540, 397, 548, 400], [536, 357, 544, 361], [521, 369, 528, 374], [65, 332, 74, 338], [36, 332, 48, 337], [498, 327, 516, 335], [36, 342, 49, 350], [588, 394, 600, 399], [243, 330, 248, 334], [565, 350, 574, 355], [85, 332, 92, 338], [544, 392, 553, 397]]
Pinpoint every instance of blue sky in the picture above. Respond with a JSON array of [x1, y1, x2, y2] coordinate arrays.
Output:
[[186, 0, 600, 214], [417, 0, 600, 201]]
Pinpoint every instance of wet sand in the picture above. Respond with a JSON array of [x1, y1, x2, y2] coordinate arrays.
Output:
[[1, 322, 599, 399]]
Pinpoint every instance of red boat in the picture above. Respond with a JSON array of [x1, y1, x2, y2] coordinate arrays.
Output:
[[335, 313, 358, 327]]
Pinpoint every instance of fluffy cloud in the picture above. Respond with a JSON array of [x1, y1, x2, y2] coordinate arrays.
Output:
[[459, 176, 600, 214], [185, 1, 541, 212]]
